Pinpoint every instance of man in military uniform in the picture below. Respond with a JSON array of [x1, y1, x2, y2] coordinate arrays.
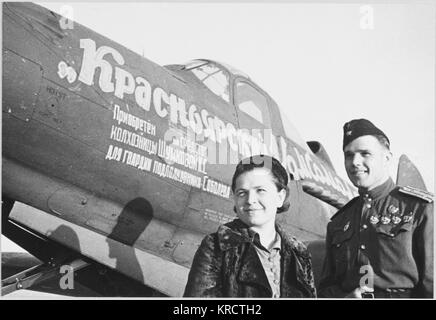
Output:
[[318, 119, 433, 298]]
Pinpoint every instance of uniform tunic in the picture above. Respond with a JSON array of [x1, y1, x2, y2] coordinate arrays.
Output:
[[319, 178, 433, 298]]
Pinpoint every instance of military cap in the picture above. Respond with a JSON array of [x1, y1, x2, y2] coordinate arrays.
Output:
[[343, 118, 390, 149]]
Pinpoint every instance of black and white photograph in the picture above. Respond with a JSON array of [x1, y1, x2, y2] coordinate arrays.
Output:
[[1, 0, 434, 305]]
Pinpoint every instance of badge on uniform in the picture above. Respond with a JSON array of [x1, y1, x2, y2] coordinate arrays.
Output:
[[388, 205, 399, 214], [381, 215, 391, 224], [343, 221, 350, 231], [391, 216, 402, 224], [369, 215, 379, 224], [402, 212, 413, 223], [388, 205, 401, 224]]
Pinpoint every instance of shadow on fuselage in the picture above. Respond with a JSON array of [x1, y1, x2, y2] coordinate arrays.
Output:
[[8, 199, 167, 297], [101, 197, 165, 297]]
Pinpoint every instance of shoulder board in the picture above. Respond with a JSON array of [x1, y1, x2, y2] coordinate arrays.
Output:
[[330, 197, 359, 221], [398, 186, 434, 203]]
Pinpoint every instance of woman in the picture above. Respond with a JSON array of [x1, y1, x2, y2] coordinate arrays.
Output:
[[184, 155, 316, 298]]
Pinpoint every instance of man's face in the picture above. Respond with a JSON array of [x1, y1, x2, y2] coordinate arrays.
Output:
[[344, 135, 392, 191]]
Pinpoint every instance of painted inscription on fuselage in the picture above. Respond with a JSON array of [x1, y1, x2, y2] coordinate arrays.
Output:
[[56, 38, 354, 201]]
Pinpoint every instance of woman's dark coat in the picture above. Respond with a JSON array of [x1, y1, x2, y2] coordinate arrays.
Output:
[[184, 219, 316, 297]]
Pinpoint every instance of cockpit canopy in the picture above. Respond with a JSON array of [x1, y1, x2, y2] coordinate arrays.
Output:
[[183, 60, 231, 103], [181, 59, 269, 124], [175, 59, 309, 151]]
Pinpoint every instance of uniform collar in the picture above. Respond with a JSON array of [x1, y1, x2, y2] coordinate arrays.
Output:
[[358, 178, 395, 200]]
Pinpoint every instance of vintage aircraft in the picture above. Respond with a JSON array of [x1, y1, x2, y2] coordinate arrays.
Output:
[[2, 2, 424, 297]]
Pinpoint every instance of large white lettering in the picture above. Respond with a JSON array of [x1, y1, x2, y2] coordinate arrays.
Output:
[[78, 38, 124, 92], [153, 87, 169, 118], [114, 67, 135, 99], [169, 94, 189, 127], [188, 104, 203, 135], [135, 77, 152, 111], [62, 38, 356, 200]]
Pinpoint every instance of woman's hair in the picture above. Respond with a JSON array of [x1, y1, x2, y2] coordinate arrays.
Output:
[[231, 155, 291, 213]]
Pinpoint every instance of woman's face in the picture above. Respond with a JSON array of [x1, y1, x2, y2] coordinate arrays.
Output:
[[233, 167, 286, 230]]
